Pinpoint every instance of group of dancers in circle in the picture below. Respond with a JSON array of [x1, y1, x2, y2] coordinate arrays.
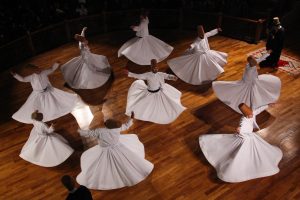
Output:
[[11, 12, 283, 190]]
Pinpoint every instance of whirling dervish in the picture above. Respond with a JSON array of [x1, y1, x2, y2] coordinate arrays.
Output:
[[19, 110, 74, 167], [199, 103, 283, 183], [168, 25, 227, 85], [125, 59, 186, 124], [77, 112, 154, 190], [118, 11, 173, 65], [61, 27, 111, 89], [213, 55, 281, 114], [11, 62, 79, 124]]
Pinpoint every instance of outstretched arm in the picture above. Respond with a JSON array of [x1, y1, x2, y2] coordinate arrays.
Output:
[[78, 128, 99, 138], [162, 73, 178, 81], [11, 71, 31, 82], [128, 71, 148, 80], [205, 29, 219, 38], [120, 119, 134, 131], [42, 62, 60, 76], [47, 124, 55, 133], [81, 27, 87, 37], [121, 111, 134, 131]]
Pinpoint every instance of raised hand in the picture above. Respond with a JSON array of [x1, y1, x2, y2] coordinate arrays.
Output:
[[172, 75, 178, 81]]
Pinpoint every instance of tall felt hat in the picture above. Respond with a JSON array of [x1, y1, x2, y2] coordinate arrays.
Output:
[[238, 103, 253, 117], [31, 110, 43, 121], [273, 17, 281, 26]]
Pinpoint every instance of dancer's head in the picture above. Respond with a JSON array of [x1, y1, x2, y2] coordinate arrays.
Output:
[[238, 103, 253, 118], [247, 55, 257, 67], [61, 175, 75, 191], [151, 59, 158, 73], [104, 119, 122, 129], [197, 25, 205, 39], [272, 17, 282, 31], [31, 110, 43, 121], [140, 10, 149, 20]]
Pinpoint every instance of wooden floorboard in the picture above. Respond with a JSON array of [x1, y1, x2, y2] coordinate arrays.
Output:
[[0, 30, 299, 200]]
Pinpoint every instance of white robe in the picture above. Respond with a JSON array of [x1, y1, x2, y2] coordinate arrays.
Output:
[[199, 105, 283, 182], [12, 63, 79, 124], [61, 28, 111, 89], [213, 64, 281, 113], [19, 120, 74, 167], [76, 119, 154, 190], [168, 29, 227, 85], [126, 72, 186, 124], [118, 17, 173, 65]]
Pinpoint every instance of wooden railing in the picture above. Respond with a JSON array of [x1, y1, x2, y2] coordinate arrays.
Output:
[[0, 9, 266, 71]]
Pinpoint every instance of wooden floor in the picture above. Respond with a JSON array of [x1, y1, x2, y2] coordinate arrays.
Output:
[[0, 30, 300, 200]]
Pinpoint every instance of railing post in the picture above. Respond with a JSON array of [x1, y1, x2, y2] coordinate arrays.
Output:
[[217, 12, 223, 28], [254, 19, 264, 44], [178, 8, 183, 30], [103, 11, 108, 33], [64, 20, 71, 42], [26, 31, 36, 56]]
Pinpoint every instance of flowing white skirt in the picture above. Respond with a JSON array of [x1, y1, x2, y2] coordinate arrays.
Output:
[[76, 134, 154, 190], [125, 80, 186, 124], [118, 35, 173, 65], [199, 132, 282, 182], [61, 54, 111, 89], [168, 50, 227, 85], [20, 131, 74, 167], [12, 87, 79, 124], [212, 74, 281, 113]]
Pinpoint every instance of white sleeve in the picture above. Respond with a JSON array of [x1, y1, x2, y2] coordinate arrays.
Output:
[[13, 73, 31, 82], [120, 119, 133, 131], [128, 72, 148, 80], [132, 25, 141, 32], [78, 128, 100, 138], [253, 105, 269, 116], [81, 27, 87, 37], [161, 73, 176, 80], [47, 125, 54, 133], [42, 63, 60, 76], [205, 29, 218, 38], [190, 42, 196, 49]]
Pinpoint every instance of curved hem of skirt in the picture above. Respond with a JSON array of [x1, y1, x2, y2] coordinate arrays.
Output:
[[19, 149, 74, 167]]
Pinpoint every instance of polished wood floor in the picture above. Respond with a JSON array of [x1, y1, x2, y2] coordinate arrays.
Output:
[[0, 30, 300, 200]]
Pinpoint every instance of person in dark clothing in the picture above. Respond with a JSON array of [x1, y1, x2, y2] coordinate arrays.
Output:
[[260, 17, 285, 68], [61, 175, 93, 200]]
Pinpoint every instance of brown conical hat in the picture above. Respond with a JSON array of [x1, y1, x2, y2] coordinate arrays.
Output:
[[151, 59, 157, 66], [197, 25, 205, 38], [31, 110, 43, 121], [104, 119, 122, 129], [247, 55, 257, 67], [238, 103, 253, 117]]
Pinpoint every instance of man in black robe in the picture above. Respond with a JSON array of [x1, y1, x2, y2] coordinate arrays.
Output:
[[260, 17, 285, 68], [61, 175, 93, 200]]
